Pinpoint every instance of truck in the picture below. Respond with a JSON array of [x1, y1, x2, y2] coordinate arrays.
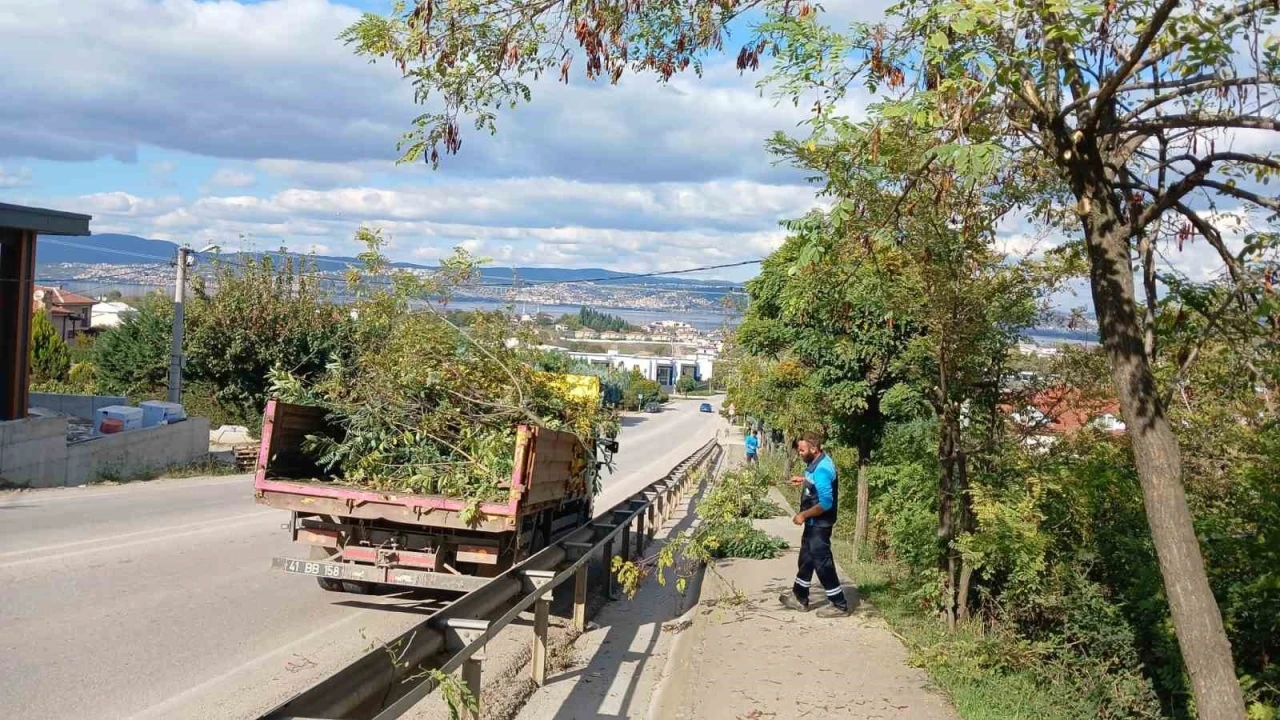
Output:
[[254, 389, 615, 594]]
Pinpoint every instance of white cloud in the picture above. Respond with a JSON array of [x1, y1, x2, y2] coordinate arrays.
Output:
[[50, 176, 803, 272], [0, 0, 834, 183], [206, 168, 257, 189], [0, 165, 32, 188], [256, 158, 366, 188]]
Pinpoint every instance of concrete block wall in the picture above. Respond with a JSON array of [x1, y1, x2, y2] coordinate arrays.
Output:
[[0, 416, 210, 488], [65, 417, 210, 486], [0, 416, 70, 488], [28, 392, 128, 421]]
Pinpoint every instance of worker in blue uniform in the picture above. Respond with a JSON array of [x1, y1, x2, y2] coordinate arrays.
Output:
[[780, 431, 850, 617], [744, 431, 759, 463]]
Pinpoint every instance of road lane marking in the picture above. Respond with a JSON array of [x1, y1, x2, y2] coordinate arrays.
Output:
[[0, 510, 278, 569]]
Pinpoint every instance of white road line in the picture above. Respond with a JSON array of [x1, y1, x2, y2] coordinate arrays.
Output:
[[0, 510, 277, 569]]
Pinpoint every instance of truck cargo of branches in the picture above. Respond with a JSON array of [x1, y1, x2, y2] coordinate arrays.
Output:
[[254, 398, 614, 594]]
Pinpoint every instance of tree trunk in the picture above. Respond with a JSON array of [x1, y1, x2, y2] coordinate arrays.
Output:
[[853, 445, 871, 558], [937, 405, 965, 630], [1077, 178, 1245, 720]]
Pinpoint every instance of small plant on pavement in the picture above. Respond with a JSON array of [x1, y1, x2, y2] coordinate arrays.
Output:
[[612, 462, 788, 599]]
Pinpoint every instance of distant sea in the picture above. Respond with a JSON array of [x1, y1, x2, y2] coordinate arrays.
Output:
[[43, 280, 742, 333], [447, 299, 741, 332], [1024, 327, 1098, 346]]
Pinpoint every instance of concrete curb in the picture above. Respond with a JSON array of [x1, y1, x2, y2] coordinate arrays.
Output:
[[643, 570, 707, 719], [643, 447, 739, 719]]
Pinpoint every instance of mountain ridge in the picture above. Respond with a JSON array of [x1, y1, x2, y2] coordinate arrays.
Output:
[[35, 233, 742, 288]]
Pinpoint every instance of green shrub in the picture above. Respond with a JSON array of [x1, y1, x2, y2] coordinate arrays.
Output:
[[30, 308, 71, 384]]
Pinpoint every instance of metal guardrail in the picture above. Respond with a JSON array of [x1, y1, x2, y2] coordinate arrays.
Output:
[[261, 438, 723, 720]]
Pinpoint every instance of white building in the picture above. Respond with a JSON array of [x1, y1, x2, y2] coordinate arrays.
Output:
[[564, 349, 711, 388], [89, 301, 135, 330]]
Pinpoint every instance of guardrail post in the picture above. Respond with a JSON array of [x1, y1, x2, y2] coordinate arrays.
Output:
[[613, 510, 631, 560], [603, 538, 616, 599], [463, 656, 482, 720], [532, 594, 550, 686], [521, 569, 556, 687], [635, 506, 646, 553], [646, 501, 657, 542], [573, 564, 588, 632], [442, 618, 489, 720]]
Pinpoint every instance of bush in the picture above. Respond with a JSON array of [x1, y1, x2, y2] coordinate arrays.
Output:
[[185, 255, 353, 430], [92, 293, 173, 398], [30, 308, 70, 384]]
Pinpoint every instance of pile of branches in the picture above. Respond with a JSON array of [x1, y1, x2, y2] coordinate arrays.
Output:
[[270, 234, 614, 501]]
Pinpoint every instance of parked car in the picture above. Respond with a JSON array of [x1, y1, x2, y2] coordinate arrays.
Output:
[[699, 402, 713, 413], [644, 402, 661, 413]]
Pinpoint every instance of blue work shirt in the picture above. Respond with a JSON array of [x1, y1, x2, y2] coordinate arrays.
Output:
[[800, 452, 838, 527], [744, 435, 759, 454]]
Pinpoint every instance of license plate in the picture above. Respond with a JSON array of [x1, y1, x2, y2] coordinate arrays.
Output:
[[282, 558, 343, 578]]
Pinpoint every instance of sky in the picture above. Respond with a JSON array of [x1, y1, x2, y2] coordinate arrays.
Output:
[[0, 0, 1269, 295], [0, 0, 883, 282]]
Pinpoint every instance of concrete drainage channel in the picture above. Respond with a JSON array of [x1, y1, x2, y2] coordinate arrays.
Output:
[[258, 438, 723, 720]]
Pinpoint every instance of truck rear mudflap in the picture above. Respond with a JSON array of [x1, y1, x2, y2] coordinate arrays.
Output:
[[271, 556, 493, 593]]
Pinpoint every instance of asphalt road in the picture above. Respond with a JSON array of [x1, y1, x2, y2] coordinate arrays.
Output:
[[0, 396, 723, 720]]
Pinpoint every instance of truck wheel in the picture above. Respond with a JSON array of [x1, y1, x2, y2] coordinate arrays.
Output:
[[340, 581, 373, 595], [317, 577, 344, 592], [310, 547, 344, 592]]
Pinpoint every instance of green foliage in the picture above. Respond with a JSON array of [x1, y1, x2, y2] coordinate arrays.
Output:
[[272, 229, 615, 500], [675, 375, 697, 396], [613, 458, 788, 599], [92, 293, 173, 397], [186, 253, 352, 429], [29, 308, 71, 384], [561, 307, 637, 333]]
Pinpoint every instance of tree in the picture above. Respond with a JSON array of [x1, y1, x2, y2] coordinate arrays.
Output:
[[676, 374, 698, 396], [29, 308, 71, 384], [186, 252, 352, 427], [766, 3, 1280, 713], [736, 222, 914, 556], [93, 293, 173, 397], [349, 0, 1280, 712]]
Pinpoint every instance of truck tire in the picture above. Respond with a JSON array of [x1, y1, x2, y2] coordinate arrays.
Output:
[[340, 580, 373, 595], [317, 577, 344, 592], [310, 547, 344, 592]]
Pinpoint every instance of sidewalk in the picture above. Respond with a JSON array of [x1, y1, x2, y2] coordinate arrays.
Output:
[[661, 487, 959, 720]]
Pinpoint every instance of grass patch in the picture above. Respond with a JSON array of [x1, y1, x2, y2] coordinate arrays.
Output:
[[776, 481, 1105, 720], [88, 457, 242, 485]]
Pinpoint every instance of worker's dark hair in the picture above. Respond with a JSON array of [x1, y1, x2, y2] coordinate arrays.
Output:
[[799, 431, 824, 448]]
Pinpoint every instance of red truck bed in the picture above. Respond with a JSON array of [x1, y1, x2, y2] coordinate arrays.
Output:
[[253, 399, 595, 592]]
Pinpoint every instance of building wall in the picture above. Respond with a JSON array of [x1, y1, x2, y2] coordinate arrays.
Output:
[[29, 392, 128, 421]]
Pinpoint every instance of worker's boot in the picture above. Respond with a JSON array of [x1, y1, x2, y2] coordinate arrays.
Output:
[[778, 593, 810, 612], [816, 603, 851, 618]]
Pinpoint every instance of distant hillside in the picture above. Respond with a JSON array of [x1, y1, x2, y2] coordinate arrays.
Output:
[[36, 233, 179, 265], [35, 233, 744, 290]]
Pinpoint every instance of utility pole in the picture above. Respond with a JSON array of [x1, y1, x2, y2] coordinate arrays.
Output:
[[168, 246, 189, 403]]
